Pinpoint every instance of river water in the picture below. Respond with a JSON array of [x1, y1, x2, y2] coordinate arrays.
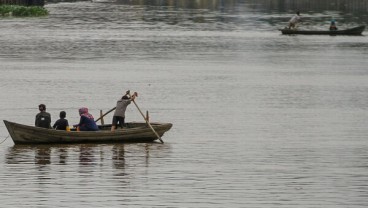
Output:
[[1, 0, 368, 207]]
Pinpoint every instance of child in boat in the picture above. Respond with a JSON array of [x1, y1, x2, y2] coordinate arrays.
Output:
[[330, 20, 338, 31], [53, 111, 69, 131]]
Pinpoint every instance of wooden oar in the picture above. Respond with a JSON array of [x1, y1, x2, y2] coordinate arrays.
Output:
[[130, 92, 164, 144], [95, 107, 116, 122]]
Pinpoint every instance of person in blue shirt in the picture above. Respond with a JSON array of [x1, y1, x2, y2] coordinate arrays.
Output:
[[53, 111, 69, 130], [74, 107, 99, 131], [329, 20, 338, 31]]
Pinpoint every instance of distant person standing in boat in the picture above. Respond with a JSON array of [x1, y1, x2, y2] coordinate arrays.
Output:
[[53, 111, 69, 131], [329, 20, 338, 31], [35, 104, 51, 129], [288, 11, 302, 29], [111, 90, 136, 131], [74, 107, 99, 131]]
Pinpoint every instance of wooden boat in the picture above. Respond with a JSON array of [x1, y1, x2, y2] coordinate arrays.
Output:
[[280, 25, 365, 35], [3, 120, 172, 144]]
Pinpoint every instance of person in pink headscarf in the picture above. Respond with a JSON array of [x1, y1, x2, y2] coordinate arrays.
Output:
[[73, 107, 99, 131]]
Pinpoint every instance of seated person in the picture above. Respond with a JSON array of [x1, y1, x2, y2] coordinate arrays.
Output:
[[330, 20, 338, 31], [53, 111, 69, 130], [35, 104, 51, 129], [74, 107, 99, 131]]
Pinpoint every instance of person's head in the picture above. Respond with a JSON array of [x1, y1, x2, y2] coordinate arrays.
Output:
[[79, 107, 88, 115], [331, 19, 335, 24], [59, 111, 66, 119], [38, 104, 46, 112], [296, 11, 300, 15], [122, 95, 129, 99]]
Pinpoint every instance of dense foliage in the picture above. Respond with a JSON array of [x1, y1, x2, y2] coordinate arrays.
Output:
[[0, 5, 48, 17]]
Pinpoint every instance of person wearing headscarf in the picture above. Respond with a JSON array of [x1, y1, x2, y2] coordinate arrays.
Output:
[[74, 107, 99, 131], [35, 104, 51, 129]]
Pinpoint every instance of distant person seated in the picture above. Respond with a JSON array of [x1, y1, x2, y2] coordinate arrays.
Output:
[[53, 111, 69, 130], [35, 104, 51, 129], [74, 107, 99, 131], [329, 20, 338, 31], [288, 11, 301, 29]]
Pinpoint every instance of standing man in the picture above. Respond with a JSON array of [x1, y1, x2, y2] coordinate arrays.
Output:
[[111, 90, 136, 131], [35, 104, 51, 128], [288, 11, 301, 29]]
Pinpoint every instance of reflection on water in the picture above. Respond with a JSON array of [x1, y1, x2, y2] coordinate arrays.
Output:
[[79, 144, 96, 166], [5, 143, 168, 169], [112, 144, 125, 170], [3, 143, 172, 207], [58, 147, 68, 164], [35, 146, 51, 165]]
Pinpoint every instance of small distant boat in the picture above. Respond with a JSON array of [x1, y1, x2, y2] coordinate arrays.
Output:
[[4, 120, 172, 144], [280, 25, 365, 35]]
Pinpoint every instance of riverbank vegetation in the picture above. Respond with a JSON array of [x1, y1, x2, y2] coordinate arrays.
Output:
[[0, 5, 48, 17]]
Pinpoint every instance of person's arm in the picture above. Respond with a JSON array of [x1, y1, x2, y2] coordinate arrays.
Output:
[[131, 92, 137, 101], [47, 113, 52, 128], [131, 94, 136, 101], [35, 115, 39, 126], [53, 120, 58, 129], [74, 117, 83, 127]]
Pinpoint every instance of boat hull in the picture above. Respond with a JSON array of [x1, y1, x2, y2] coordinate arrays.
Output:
[[4, 120, 172, 144], [280, 25, 365, 35]]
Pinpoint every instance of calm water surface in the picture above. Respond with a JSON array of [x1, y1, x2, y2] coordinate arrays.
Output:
[[1, 0, 368, 207]]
